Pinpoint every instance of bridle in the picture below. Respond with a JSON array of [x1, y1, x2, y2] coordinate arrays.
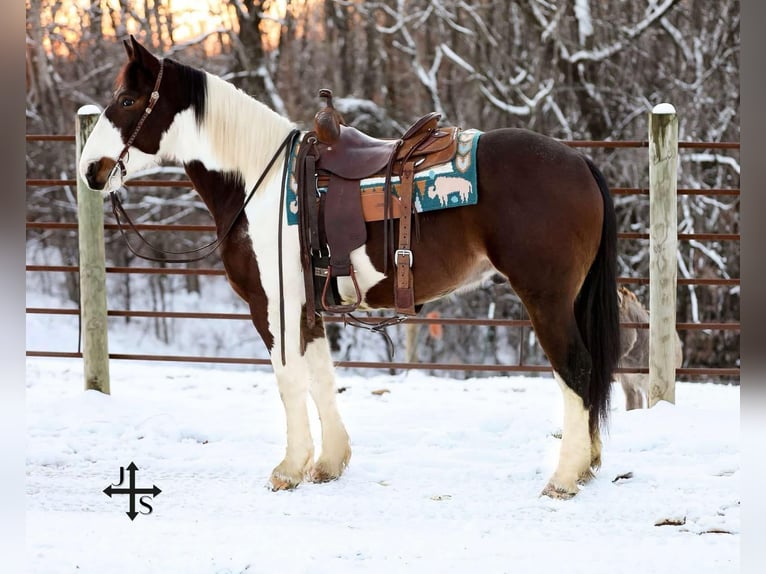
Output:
[[110, 58, 165, 183]]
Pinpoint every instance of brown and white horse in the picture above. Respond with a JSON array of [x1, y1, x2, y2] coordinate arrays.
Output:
[[79, 37, 621, 498]]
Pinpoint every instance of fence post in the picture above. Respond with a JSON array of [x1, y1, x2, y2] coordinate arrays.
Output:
[[648, 103, 678, 406], [76, 105, 110, 394]]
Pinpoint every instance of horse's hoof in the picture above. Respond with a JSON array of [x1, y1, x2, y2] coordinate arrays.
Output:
[[269, 462, 308, 491], [269, 472, 301, 491], [308, 459, 346, 483], [541, 481, 578, 500], [309, 463, 340, 483], [309, 447, 351, 483]]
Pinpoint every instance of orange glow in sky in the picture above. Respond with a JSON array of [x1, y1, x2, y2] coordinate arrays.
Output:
[[33, 0, 290, 55]]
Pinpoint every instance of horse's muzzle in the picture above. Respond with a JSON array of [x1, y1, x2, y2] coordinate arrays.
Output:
[[82, 157, 119, 193]]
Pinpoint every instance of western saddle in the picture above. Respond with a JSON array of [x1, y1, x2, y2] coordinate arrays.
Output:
[[296, 89, 459, 322]]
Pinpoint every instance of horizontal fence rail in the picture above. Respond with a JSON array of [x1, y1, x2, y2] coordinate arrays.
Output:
[[26, 134, 741, 149], [24, 265, 742, 287], [25, 220, 741, 242], [26, 134, 740, 380], [23, 350, 740, 378], [24, 307, 741, 331]]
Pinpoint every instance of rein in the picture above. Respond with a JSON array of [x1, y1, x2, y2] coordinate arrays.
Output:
[[109, 129, 299, 264]]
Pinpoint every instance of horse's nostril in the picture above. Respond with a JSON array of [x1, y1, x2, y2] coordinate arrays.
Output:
[[85, 161, 106, 191], [84, 161, 103, 190]]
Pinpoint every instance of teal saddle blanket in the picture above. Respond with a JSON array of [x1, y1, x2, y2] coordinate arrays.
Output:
[[285, 129, 482, 225]]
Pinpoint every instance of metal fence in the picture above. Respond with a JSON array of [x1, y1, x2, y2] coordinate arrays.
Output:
[[25, 133, 740, 379]]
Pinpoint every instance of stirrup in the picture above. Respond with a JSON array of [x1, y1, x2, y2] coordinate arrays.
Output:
[[321, 264, 363, 313]]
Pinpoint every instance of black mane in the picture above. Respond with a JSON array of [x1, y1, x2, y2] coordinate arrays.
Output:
[[168, 58, 207, 126]]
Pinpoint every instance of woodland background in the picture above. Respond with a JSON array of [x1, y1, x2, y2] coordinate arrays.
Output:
[[25, 0, 740, 377]]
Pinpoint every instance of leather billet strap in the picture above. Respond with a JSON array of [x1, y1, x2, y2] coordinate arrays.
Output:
[[394, 160, 417, 315]]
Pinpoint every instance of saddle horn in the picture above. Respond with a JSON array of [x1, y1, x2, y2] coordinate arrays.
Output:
[[314, 88, 344, 144]]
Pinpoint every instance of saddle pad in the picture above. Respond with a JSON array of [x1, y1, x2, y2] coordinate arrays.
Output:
[[285, 128, 482, 225]]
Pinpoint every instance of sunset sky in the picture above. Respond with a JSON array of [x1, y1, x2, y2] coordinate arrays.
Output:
[[33, 0, 291, 54]]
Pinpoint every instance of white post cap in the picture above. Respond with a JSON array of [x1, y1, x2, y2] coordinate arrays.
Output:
[[78, 104, 102, 115], [652, 103, 676, 114]]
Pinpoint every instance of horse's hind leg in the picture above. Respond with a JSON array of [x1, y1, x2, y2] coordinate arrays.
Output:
[[525, 301, 595, 499], [304, 335, 351, 482]]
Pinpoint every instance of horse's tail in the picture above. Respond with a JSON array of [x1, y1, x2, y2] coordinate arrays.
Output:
[[576, 158, 621, 434]]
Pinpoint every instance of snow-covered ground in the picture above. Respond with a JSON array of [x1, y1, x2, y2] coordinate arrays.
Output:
[[26, 357, 739, 573]]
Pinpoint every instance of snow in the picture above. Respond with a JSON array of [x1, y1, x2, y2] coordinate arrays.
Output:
[[574, 0, 594, 46], [26, 357, 739, 573], [653, 102, 677, 114], [77, 104, 102, 116]]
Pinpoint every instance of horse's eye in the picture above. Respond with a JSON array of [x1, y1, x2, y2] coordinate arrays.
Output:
[[120, 97, 135, 108]]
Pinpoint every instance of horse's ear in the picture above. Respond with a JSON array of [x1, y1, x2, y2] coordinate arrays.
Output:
[[123, 38, 133, 59], [128, 35, 160, 72]]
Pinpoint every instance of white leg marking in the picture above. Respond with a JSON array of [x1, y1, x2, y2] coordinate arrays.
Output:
[[269, 356, 315, 490], [336, 245, 386, 307], [305, 339, 351, 482], [542, 372, 592, 499]]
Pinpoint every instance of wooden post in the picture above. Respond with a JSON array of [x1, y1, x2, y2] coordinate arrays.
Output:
[[648, 103, 678, 406], [76, 105, 110, 394]]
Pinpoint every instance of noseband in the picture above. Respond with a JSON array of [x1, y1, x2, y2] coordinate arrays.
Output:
[[111, 58, 165, 181]]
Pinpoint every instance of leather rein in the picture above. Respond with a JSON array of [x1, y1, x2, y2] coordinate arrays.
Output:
[[106, 57, 299, 264]]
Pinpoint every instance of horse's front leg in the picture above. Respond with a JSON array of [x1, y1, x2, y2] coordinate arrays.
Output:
[[267, 316, 351, 489], [269, 354, 315, 490], [304, 333, 351, 482]]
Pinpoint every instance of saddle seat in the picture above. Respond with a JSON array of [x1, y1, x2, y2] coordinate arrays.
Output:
[[314, 112, 456, 180]]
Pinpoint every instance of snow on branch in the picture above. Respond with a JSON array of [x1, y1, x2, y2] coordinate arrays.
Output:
[[688, 240, 731, 280], [527, 0, 570, 58], [569, 0, 680, 64], [457, 1, 499, 47], [430, 0, 475, 37], [440, 43, 476, 75], [574, 0, 594, 46], [677, 252, 700, 323], [163, 28, 228, 57], [479, 79, 552, 116], [543, 95, 574, 139], [687, 153, 740, 175]]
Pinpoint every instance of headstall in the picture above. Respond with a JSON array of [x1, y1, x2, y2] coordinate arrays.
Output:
[[109, 58, 165, 186]]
